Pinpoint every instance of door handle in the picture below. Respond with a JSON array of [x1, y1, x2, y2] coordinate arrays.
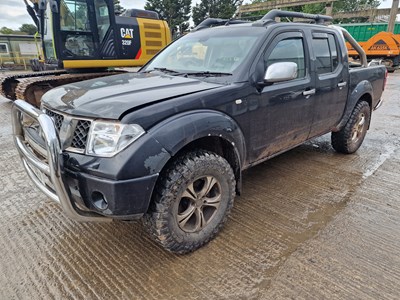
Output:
[[303, 89, 316, 97], [338, 82, 347, 88]]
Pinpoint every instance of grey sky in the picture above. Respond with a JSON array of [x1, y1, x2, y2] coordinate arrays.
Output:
[[0, 0, 395, 30]]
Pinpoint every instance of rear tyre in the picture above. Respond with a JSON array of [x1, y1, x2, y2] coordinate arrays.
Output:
[[331, 101, 371, 154], [143, 150, 236, 254]]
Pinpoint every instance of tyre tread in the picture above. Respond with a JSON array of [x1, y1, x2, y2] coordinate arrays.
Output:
[[332, 101, 370, 154], [143, 149, 235, 254]]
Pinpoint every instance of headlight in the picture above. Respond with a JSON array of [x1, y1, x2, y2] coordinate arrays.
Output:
[[86, 120, 145, 157]]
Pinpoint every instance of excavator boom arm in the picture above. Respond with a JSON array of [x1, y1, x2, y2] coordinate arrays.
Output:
[[23, 0, 40, 28]]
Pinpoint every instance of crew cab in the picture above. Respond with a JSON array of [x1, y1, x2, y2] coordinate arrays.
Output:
[[12, 10, 387, 254]]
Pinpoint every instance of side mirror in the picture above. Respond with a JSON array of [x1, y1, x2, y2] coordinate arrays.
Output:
[[38, 0, 47, 10], [264, 62, 298, 83]]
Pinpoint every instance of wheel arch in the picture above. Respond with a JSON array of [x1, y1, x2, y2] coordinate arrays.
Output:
[[334, 80, 373, 132], [173, 136, 242, 194], [148, 110, 246, 195]]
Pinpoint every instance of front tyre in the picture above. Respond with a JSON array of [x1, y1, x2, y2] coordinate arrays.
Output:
[[331, 101, 371, 154], [143, 150, 236, 254]]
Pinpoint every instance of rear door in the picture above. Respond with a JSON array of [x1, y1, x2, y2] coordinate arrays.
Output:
[[308, 30, 349, 137], [249, 31, 316, 162]]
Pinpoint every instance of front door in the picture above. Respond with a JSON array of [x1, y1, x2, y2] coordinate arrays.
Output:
[[57, 0, 98, 59], [55, 0, 116, 61], [249, 31, 315, 162]]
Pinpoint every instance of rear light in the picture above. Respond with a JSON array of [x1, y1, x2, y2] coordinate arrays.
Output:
[[383, 68, 388, 90]]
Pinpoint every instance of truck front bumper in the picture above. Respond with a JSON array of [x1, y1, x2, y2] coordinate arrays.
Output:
[[11, 100, 157, 222], [64, 169, 158, 219]]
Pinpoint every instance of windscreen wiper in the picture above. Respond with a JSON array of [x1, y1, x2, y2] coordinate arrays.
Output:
[[185, 71, 233, 77], [148, 67, 183, 75]]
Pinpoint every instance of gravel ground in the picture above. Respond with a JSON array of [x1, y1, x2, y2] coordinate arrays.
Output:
[[0, 72, 399, 299]]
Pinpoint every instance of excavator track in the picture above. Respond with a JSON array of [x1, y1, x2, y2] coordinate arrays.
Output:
[[6, 70, 125, 107], [0, 70, 67, 100]]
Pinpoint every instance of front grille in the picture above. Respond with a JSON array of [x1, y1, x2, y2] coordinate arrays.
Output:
[[146, 49, 159, 55], [45, 109, 64, 131], [143, 23, 161, 29], [71, 120, 91, 149], [145, 32, 161, 38], [44, 108, 92, 151], [146, 41, 162, 47]]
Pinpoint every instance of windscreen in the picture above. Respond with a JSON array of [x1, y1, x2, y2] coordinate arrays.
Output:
[[144, 30, 260, 74]]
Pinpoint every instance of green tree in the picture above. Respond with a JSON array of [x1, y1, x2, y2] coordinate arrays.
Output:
[[302, 3, 326, 15], [334, 0, 381, 12], [144, 0, 192, 35], [192, 0, 242, 26], [19, 24, 37, 35], [0, 27, 14, 34], [334, 0, 381, 22]]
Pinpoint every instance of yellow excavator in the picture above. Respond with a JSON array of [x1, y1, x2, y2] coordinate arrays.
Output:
[[0, 0, 171, 106]]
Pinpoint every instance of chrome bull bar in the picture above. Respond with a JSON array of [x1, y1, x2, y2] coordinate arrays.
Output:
[[11, 100, 110, 222]]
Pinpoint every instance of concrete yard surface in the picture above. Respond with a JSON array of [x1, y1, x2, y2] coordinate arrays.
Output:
[[0, 72, 399, 299]]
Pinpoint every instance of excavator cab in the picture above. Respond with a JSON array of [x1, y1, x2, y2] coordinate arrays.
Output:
[[37, 0, 170, 69], [0, 0, 170, 105]]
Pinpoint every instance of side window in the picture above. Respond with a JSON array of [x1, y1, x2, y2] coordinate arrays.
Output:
[[313, 34, 339, 75], [0, 43, 9, 54], [95, 0, 111, 43], [61, 0, 90, 32], [265, 38, 306, 79]]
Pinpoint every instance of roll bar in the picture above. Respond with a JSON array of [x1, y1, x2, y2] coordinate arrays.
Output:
[[193, 18, 251, 31], [330, 25, 368, 67], [261, 9, 333, 24], [194, 10, 333, 31]]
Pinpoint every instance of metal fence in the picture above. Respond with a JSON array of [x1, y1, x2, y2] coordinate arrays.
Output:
[[0, 51, 40, 70]]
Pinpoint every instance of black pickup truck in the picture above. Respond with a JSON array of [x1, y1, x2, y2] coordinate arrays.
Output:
[[12, 10, 386, 253]]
